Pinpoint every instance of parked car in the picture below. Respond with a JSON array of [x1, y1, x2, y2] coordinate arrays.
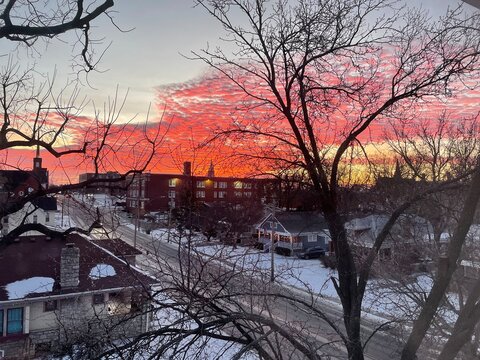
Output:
[[297, 246, 325, 259]]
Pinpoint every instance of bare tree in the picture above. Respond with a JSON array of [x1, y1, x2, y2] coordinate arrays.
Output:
[[0, 0, 116, 71], [192, 1, 480, 359], [0, 1, 165, 242]]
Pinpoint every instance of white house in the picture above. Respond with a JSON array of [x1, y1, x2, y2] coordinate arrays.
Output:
[[0, 234, 154, 358], [1, 196, 57, 237]]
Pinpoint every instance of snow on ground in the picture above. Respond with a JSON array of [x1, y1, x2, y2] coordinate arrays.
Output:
[[54, 211, 76, 229], [5, 277, 54, 299], [89, 264, 116, 279], [150, 227, 207, 245], [193, 244, 440, 321]]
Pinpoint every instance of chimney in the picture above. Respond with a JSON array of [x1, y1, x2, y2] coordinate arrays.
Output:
[[183, 161, 192, 176], [60, 243, 80, 288]]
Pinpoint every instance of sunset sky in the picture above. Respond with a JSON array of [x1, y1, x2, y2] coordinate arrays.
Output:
[[3, 0, 480, 184]]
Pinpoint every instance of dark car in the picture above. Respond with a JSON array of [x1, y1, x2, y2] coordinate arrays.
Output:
[[297, 246, 325, 259]]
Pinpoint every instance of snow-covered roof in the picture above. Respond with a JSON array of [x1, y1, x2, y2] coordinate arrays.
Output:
[[0, 234, 154, 302]]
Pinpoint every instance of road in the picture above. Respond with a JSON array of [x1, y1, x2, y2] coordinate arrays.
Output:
[[63, 195, 415, 359]]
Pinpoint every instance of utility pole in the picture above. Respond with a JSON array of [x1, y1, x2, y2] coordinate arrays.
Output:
[[270, 201, 276, 283], [61, 197, 64, 228], [166, 202, 172, 243], [133, 175, 141, 249]]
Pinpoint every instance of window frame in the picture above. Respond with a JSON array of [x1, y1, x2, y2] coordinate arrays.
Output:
[[219, 181, 227, 189], [6, 308, 23, 335]]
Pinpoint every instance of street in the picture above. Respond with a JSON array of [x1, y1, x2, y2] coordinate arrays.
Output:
[[63, 195, 415, 360]]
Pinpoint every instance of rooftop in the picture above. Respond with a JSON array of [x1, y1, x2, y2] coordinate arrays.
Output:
[[0, 234, 154, 302]]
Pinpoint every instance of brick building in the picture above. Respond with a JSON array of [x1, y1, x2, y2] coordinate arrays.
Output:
[[126, 162, 277, 215]]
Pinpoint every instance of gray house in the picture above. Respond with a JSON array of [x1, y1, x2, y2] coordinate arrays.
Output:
[[256, 212, 331, 256]]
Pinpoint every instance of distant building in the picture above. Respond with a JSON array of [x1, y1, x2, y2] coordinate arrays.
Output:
[[0, 149, 56, 238], [78, 171, 125, 196], [344, 213, 433, 272], [125, 161, 278, 215], [0, 234, 154, 358], [0, 147, 49, 201]]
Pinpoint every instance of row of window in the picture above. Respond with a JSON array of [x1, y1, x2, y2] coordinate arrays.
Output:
[[2, 213, 50, 225], [0, 294, 119, 338], [199, 191, 253, 198], [168, 179, 253, 189]]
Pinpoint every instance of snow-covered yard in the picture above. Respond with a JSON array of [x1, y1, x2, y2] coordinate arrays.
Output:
[[146, 227, 436, 320]]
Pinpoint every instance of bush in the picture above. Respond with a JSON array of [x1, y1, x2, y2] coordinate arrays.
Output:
[[321, 254, 337, 269]]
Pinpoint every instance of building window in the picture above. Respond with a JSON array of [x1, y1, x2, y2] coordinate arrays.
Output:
[[0, 310, 3, 336], [33, 215, 38, 224], [268, 221, 277, 229], [245, 192, 252, 197], [140, 201, 144, 209], [214, 191, 217, 198], [196, 180, 205, 188], [93, 294, 105, 305], [214, 181, 218, 188], [244, 182, 252, 189], [44, 300, 57, 312], [218, 191, 227, 199], [168, 179, 176, 187], [308, 234, 317, 242], [196, 191, 205, 198], [168, 190, 176, 199], [234, 181, 242, 189], [7, 308, 23, 335], [219, 182, 227, 189], [234, 191, 242, 197]]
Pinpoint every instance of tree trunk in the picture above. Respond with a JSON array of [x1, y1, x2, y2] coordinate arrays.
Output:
[[324, 207, 364, 360], [401, 165, 480, 359]]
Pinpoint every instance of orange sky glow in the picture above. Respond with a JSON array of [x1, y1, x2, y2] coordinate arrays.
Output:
[[4, 64, 480, 186]]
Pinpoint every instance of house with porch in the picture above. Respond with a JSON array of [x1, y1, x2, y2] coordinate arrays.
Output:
[[256, 211, 331, 256], [0, 234, 154, 358], [344, 214, 432, 262]]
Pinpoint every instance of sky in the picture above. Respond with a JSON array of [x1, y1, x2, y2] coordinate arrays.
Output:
[[2, 0, 480, 184]]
